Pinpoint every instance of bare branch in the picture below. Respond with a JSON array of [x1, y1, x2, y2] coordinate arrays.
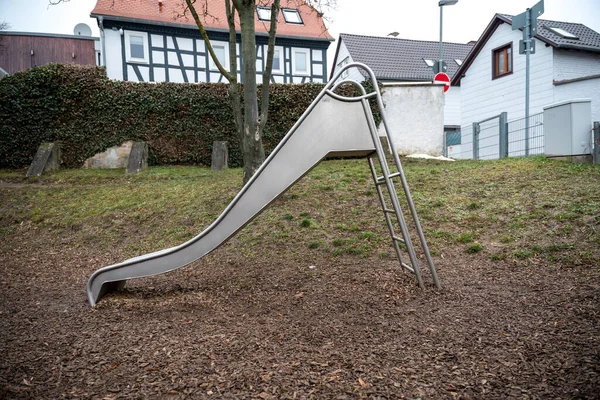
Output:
[[182, 0, 235, 82]]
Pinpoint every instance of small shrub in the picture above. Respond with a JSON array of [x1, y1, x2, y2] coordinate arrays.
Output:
[[456, 232, 476, 243], [300, 218, 315, 228], [466, 243, 484, 253], [359, 231, 375, 240], [513, 249, 532, 259], [467, 202, 481, 210]]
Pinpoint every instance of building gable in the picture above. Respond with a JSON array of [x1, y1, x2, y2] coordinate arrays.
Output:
[[331, 33, 473, 82]]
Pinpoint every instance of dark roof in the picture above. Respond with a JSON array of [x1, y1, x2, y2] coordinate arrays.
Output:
[[452, 14, 600, 85], [333, 33, 474, 81], [498, 14, 600, 52]]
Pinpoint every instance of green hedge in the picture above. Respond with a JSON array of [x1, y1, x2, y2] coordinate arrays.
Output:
[[0, 63, 379, 169]]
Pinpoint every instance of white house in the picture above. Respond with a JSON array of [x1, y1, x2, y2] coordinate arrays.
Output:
[[330, 33, 473, 155], [91, 0, 333, 84], [451, 14, 600, 159]]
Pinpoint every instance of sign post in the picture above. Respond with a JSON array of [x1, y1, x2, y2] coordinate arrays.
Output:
[[512, 0, 544, 156]]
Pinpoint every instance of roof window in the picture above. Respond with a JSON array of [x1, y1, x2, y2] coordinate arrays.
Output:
[[545, 26, 579, 40], [423, 59, 435, 67], [282, 9, 302, 24], [455, 59, 463, 66], [257, 6, 271, 21]]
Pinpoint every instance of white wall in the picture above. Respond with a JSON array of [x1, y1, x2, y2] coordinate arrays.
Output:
[[554, 77, 600, 123], [377, 84, 445, 155], [331, 40, 365, 83], [553, 49, 600, 81], [553, 49, 600, 123], [104, 29, 123, 80], [443, 85, 461, 126], [458, 22, 554, 159]]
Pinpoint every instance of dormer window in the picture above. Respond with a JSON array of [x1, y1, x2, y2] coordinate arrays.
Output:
[[545, 26, 579, 40], [257, 6, 271, 21], [455, 59, 463, 66], [282, 9, 302, 24], [423, 59, 435, 67]]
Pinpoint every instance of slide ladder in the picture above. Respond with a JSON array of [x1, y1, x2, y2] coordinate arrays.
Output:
[[86, 63, 440, 306]]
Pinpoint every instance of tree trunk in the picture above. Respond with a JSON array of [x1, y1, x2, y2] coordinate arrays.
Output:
[[237, 2, 265, 184]]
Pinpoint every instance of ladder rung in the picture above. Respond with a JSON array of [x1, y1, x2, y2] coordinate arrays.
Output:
[[392, 235, 406, 244], [383, 208, 395, 214], [375, 171, 401, 184], [401, 262, 415, 273]]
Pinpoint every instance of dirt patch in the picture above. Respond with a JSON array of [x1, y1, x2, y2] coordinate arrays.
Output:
[[1, 225, 598, 399]]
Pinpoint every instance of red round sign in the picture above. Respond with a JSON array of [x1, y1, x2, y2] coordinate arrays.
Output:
[[433, 72, 451, 93]]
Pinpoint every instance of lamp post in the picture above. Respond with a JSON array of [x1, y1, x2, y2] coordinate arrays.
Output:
[[438, 0, 458, 74]]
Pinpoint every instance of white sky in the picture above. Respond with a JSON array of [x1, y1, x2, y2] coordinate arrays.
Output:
[[2, 0, 600, 72]]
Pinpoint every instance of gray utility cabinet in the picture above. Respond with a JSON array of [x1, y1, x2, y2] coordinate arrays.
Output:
[[543, 99, 592, 157]]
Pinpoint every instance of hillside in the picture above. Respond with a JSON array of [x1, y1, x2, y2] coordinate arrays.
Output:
[[1, 157, 598, 398]]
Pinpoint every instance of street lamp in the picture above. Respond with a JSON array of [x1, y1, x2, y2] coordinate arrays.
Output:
[[438, 0, 458, 74]]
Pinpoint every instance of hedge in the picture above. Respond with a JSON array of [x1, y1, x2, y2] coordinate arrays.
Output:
[[0, 63, 380, 169]]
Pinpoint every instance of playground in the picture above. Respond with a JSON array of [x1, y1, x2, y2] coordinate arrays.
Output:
[[1, 156, 598, 399]]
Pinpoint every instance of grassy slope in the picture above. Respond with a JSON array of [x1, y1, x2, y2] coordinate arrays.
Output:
[[1, 156, 598, 271]]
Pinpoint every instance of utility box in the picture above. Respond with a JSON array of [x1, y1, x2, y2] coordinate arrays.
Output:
[[543, 99, 592, 157]]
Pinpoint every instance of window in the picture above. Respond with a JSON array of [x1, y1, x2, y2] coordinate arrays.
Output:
[[266, 45, 283, 74], [210, 43, 229, 70], [455, 59, 463, 66], [257, 6, 271, 21], [282, 9, 302, 24], [492, 43, 512, 79], [545, 26, 579, 40], [292, 48, 310, 75], [125, 31, 149, 63], [337, 56, 350, 79], [423, 59, 435, 67]]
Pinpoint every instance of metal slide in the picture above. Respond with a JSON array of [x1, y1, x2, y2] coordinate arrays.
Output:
[[87, 63, 439, 306]]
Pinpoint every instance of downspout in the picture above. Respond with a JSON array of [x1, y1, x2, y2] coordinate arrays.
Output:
[[98, 16, 106, 67]]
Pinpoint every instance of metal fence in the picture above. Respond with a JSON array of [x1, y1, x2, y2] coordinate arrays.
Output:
[[452, 111, 545, 160], [474, 114, 503, 160], [507, 112, 544, 157]]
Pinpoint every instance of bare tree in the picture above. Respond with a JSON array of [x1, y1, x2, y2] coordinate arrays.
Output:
[[49, 0, 335, 183], [183, 0, 334, 183]]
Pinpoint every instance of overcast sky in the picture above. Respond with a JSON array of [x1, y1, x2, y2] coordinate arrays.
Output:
[[2, 0, 600, 71]]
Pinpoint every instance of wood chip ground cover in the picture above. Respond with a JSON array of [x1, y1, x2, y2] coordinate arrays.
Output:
[[0, 157, 598, 399]]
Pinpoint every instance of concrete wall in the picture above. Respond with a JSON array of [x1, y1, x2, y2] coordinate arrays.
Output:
[[458, 22, 555, 159], [377, 83, 445, 156]]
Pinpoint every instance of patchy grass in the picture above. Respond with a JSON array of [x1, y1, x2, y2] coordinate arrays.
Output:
[[1, 156, 599, 265]]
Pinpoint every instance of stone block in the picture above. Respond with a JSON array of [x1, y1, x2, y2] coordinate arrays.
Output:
[[211, 141, 228, 171], [83, 141, 133, 169], [126, 142, 148, 174], [26, 142, 60, 177]]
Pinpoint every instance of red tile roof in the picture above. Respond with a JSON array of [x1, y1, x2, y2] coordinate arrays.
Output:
[[91, 0, 332, 40]]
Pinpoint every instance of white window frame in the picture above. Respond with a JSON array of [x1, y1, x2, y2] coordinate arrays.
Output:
[[265, 45, 284, 74], [257, 6, 271, 21], [282, 9, 303, 24], [209, 42, 230, 71], [337, 56, 350, 79], [292, 48, 310, 76], [124, 30, 149, 64]]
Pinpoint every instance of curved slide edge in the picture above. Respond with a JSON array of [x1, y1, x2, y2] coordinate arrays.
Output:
[[87, 91, 377, 306]]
